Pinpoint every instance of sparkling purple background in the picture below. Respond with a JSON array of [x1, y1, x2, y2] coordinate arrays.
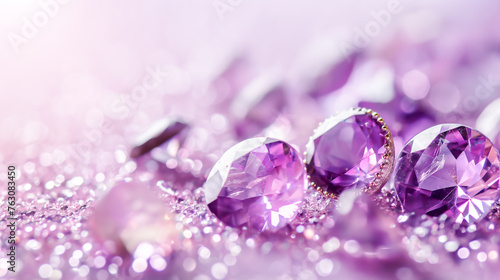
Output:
[[1, 0, 500, 279]]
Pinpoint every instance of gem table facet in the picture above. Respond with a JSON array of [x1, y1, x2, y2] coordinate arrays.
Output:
[[305, 108, 395, 197], [204, 137, 307, 232], [394, 124, 500, 225]]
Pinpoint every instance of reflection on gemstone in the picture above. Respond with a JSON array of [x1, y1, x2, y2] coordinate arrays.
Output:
[[130, 118, 188, 159], [394, 124, 500, 225], [204, 137, 307, 233], [305, 108, 394, 198]]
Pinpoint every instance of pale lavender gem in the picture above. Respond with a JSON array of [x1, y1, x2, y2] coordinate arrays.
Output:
[[232, 82, 286, 139], [90, 179, 179, 255], [394, 124, 500, 225], [308, 52, 358, 98], [306, 109, 392, 196], [204, 138, 307, 232]]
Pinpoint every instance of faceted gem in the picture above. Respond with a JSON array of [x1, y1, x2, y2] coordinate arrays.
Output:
[[305, 108, 394, 197], [394, 124, 500, 225], [130, 118, 188, 159], [204, 137, 307, 232]]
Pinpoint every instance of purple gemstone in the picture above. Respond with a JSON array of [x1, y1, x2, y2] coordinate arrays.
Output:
[[394, 124, 500, 224], [204, 138, 307, 232], [130, 118, 188, 159], [306, 108, 394, 197]]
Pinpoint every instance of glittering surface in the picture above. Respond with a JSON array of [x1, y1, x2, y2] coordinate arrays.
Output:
[[2, 0, 500, 279]]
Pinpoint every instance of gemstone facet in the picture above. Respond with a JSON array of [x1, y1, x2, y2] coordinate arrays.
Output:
[[394, 124, 500, 225], [305, 108, 394, 197], [205, 137, 307, 232]]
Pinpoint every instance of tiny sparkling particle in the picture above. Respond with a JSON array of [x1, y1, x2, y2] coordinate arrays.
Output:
[[211, 263, 228, 279], [39, 264, 53, 278], [95, 173, 105, 182], [183, 258, 197, 272], [134, 242, 155, 259], [261, 242, 273, 254], [438, 235, 447, 243], [444, 241, 459, 252], [304, 228, 315, 240], [82, 243, 92, 252], [69, 257, 80, 267], [132, 258, 148, 273], [79, 265, 90, 277], [109, 264, 118, 275], [344, 240, 360, 255], [322, 237, 341, 253], [198, 247, 211, 259], [183, 230, 193, 239], [94, 256, 106, 269], [296, 225, 305, 233], [488, 251, 498, 261], [457, 248, 470, 259], [478, 252, 488, 262], [45, 181, 55, 190], [150, 255, 167, 271], [316, 259, 334, 277], [73, 250, 83, 259], [166, 158, 178, 169], [307, 250, 319, 262], [112, 256, 123, 266], [26, 239, 42, 250], [212, 234, 221, 243], [229, 245, 241, 256], [54, 245, 65, 255], [469, 240, 481, 250], [51, 269, 62, 280]]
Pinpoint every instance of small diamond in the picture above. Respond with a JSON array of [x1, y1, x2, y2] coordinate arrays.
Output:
[[394, 124, 500, 225], [204, 137, 307, 232]]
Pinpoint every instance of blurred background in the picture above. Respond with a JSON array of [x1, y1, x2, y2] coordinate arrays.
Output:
[[1, 0, 500, 279]]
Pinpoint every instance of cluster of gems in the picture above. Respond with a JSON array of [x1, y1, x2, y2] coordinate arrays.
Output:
[[204, 107, 396, 233], [205, 109, 500, 233]]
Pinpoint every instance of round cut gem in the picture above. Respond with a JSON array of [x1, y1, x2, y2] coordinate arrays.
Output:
[[305, 108, 394, 197], [204, 137, 307, 232], [394, 124, 500, 225]]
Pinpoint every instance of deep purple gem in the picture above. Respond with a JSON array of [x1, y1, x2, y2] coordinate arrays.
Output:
[[204, 138, 306, 232], [306, 109, 393, 197], [394, 124, 500, 224]]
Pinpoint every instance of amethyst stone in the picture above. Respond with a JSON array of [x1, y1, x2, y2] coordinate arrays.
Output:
[[394, 124, 500, 224], [204, 138, 307, 232], [305, 108, 394, 197]]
